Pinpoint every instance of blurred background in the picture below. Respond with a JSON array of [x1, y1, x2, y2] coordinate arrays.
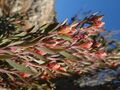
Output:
[[55, 0, 120, 40]]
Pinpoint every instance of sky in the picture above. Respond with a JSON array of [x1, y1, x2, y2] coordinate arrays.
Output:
[[55, 0, 120, 31]]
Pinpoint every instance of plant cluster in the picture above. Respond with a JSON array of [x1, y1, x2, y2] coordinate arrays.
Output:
[[0, 13, 120, 90]]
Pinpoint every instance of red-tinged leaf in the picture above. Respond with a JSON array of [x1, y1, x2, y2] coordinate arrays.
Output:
[[68, 28, 77, 35], [79, 41, 93, 49], [47, 63, 61, 70], [70, 22, 79, 28], [95, 50, 107, 59], [35, 49, 46, 55], [93, 42, 101, 48], [59, 67, 67, 72], [88, 15, 104, 22], [93, 21, 105, 28], [18, 72, 31, 78], [58, 26, 71, 35], [9, 46, 18, 52], [0, 49, 8, 54]]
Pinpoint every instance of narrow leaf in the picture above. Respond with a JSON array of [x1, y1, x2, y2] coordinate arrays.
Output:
[[57, 35, 73, 42], [7, 41, 24, 46], [6, 59, 34, 74], [15, 32, 27, 37], [59, 51, 78, 61]]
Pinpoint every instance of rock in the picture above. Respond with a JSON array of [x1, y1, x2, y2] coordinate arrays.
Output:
[[74, 67, 120, 87], [0, 0, 56, 26]]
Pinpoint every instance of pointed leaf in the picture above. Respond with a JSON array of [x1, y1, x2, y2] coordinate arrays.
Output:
[[15, 32, 27, 37], [7, 41, 24, 46], [36, 47, 55, 54], [0, 54, 13, 59], [6, 59, 34, 74], [0, 39, 11, 46], [57, 35, 73, 42], [59, 51, 78, 61]]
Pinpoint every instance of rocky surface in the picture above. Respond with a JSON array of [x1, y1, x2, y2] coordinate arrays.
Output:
[[0, 0, 55, 26]]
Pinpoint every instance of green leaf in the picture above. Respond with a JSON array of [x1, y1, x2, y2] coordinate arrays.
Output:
[[30, 25, 39, 33], [27, 56, 45, 65], [15, 32, 27, 37], [7, 41, 24, 46], [30, 51, 46, 61], [0, 39, 11, 46], [29, 66, 38, 74], [6, 59, 34, 74], [59, 51, 78, 61], [40, 24, 49, 30], [57, 35, 73, 42], [20, 36, 42, 47], [33, 59, 45, 65], [36, 47, 55, 54], [0, 54, 13, 59], [1, 39, 10, 43], [42, 23, 59, 34], [50, 47, 65, 52], [7, 73, 14, 81]]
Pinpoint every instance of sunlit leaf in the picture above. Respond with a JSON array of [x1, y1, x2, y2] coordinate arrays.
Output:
[[15, 32, 27, 37], [7, 41, 24, 46]]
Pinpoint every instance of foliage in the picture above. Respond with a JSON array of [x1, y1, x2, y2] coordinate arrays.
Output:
[[0, 13, 120, 90]]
